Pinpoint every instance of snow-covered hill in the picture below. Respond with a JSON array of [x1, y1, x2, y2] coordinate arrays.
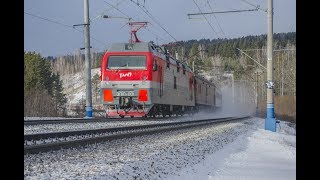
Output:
[[61, 68, 100, 105], [60, 68, 102, 116]]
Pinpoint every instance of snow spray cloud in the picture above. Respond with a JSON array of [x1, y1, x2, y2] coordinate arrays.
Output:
[[219, 82, 255, 117], [193, 82, 256, 119]]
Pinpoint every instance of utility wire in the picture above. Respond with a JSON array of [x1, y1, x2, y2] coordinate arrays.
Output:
[[25, 12, 74, 29], [24, 11, 108, 47], [192, 0, 220, 39]]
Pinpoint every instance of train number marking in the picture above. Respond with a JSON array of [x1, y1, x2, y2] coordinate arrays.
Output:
[[116, 91, 134, 96]]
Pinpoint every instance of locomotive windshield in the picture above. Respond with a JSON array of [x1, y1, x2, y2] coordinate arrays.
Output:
[[107, 56, 146, 69]]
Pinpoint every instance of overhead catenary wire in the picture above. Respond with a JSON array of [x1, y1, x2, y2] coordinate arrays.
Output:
[[240, 0, 267, 12], [103, 0, 132, 20], [102, 0, 166, 44], [206, 0, 226, 38], [289, 24, 295, 32], [187, 8, 258, 16], [102, 1, 174, 46], [145, 27, 167, 44], [91, 0, 127, 23], [192, 0, 220, 39], [137, 17, 172, 44], [188, 0, 260, 17], [129, 0, 179, 43]]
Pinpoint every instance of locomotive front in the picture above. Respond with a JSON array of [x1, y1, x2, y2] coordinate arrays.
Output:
[[100, 42, 154, 118]]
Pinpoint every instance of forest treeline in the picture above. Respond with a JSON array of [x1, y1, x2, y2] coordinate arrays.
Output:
[[166, 32, 295, 60], [24, 52, 67, 117], [47, 32, 295, 77]]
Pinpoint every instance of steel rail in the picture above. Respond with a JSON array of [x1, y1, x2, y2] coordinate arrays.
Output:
[[24, 116, 184, 125], [24, 116, 233, 141], [24, 116, 250, 155]]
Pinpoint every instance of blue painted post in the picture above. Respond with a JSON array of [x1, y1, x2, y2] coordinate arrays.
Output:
[[266, 104, 276, 131], [265, 0, 276, 132], [86, 106, 93, 118]]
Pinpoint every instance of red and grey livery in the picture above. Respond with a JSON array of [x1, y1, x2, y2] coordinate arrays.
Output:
[[100, 41, 221, 118]]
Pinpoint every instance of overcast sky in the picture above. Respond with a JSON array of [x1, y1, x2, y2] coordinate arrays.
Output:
[[24, 0, 296, 57]]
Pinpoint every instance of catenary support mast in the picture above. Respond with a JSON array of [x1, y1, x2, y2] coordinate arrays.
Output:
[[265, 0, 276, 131], [84, 0, 93, 118]]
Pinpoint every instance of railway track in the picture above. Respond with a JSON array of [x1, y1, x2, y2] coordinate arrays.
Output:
[[24, 116, 250, 155], [24, 116, 184, 125]]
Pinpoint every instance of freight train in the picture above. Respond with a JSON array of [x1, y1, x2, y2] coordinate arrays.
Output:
[[100, 41, 222, 118]]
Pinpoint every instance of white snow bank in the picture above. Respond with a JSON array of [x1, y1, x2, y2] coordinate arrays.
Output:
[[168, 118, 296, 180]]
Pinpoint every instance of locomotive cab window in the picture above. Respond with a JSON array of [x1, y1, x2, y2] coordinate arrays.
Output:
[[107, 56, 146, 69]]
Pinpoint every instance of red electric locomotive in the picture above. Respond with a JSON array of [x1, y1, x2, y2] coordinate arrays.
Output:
[[100, 22, 221, 118], [100, 41, 195, 118]]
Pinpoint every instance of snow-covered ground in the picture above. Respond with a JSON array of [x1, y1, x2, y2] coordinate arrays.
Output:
[[168, 118, 296, 180], [24, 117, 296, 179]]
